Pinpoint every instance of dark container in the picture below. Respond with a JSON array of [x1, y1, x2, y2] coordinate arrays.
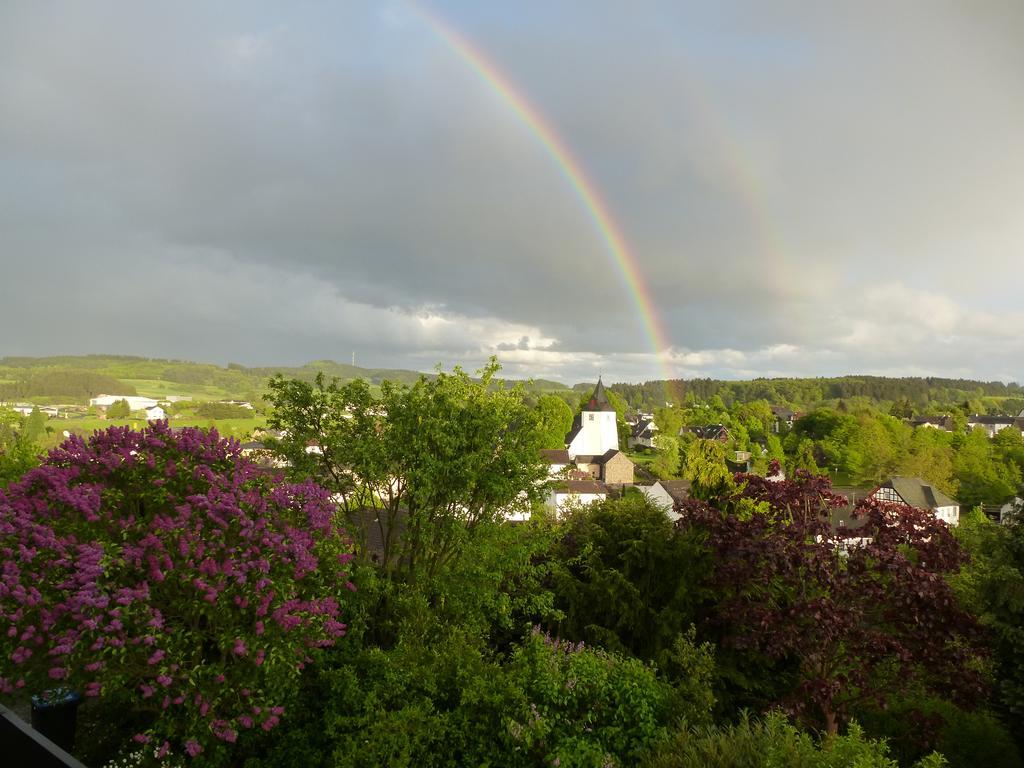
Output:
[[31, 689, 82, 754]]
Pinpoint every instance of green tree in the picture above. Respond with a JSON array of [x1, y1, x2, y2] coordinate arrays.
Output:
[[266, 359, 549, 583], [789, 438, 821, 476], [954, 509, 1024, 748], [106, 398, 131, 419], [684, 439, 734, 502], [650, 434, 682, 479], [0, 407, 39, 487], [955, 428, 1019, 507], [535, 394, 574, 449], [550, 495, 710, 665]]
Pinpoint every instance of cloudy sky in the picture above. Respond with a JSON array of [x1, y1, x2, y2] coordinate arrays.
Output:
[[1, 2, 1022, 383]]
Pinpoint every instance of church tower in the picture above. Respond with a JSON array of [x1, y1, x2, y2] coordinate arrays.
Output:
[[565, 378, 619, 457]]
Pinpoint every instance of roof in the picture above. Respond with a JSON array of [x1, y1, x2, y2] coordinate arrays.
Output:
[[967, 414, 1017, 425], [631, 418, 655, 438], [685, 424, 729, 440], [878, 476, 959, 510], [583, 378, 616, 412], [829, 506, 871, 533], [564, 414, 583, 446], [592, 448, 632, 466], [658, 479, 691, 504], [556, 479, 608, 495], [540, 449, 570, 464]]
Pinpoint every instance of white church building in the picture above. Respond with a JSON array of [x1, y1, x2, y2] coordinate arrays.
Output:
[[565, 378, 619, 458]]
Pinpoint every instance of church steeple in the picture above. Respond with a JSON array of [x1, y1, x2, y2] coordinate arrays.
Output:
[[586, 377, 616, 412]]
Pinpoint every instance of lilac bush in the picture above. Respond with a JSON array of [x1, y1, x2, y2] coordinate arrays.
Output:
[[0, 421, 354, 759]]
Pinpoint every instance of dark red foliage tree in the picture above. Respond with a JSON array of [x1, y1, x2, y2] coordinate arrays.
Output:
[[676, 461, 986, 734]]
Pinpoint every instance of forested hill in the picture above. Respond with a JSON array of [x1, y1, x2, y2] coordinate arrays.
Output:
[[0, 355, 570, 404], [608, 375, 1024, 413]]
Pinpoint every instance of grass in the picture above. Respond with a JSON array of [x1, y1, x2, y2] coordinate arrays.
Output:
[[118, 379, 244, 401], [40, 417, 268, 449]]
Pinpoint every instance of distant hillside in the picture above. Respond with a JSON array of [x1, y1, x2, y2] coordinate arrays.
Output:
[[0, 355, 569, 404]]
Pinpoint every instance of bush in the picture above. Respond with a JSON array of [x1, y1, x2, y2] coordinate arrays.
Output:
[[857, 696, 1022, 768], [644, 712, 946, 768], [501, 629, 682, 767], [0, 421, 354, 762]]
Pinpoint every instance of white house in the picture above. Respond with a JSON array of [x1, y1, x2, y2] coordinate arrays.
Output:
[[565, 378, 619, 458], [870, 476, 960, 526], [145, 405, 167, 420], [966, 414, 1023, 438], [540, 449, 571, 477], [628, 417, 658, 449], [90, 394, 160, 411], [547, 479, 607, 516]]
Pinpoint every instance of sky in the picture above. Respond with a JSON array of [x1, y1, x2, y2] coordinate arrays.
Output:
[[1, 1, 1022, 384]]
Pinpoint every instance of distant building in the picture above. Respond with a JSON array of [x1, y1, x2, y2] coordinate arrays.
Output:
[[870, 476, 960, 526], [681, 424, 730, 443], [770, 406, 797, 433], [548, 479, 608, 515], [90, 394, 160, 411], [639, 479, 692, 521], [565, 378, 619, 458], [145, 405, 166, 420], [628, 417, 657, 449], [909, 415, 955, 432], [966, 414, 1023, 438]]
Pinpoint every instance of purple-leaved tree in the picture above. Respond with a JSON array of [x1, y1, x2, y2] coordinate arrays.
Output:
[[677, 461, 986, 734]]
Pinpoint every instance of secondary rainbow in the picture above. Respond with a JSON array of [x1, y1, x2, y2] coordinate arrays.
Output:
[[410, 3, 675, 383]]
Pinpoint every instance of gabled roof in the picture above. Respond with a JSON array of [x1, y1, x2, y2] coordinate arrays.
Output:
[[878, 476, 959, 510], [584, 377, 616, 412], [592, 448, 632, 466], [555, 479, 608, 495], [685, 424, 729, 440], [967, 414, 1020, 426], [631, 418, 655, 438], [540, 449, 571, 464]]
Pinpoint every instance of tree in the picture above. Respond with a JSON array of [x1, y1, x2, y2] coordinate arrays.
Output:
[[683, 439, 734, 502], [0, 421, 353, 759], [650, 433, 681, 479], [790, 438, 821, 476], [955, 428, 1019, 507], [677, 467, 986, 735], [266, 359, 548, 582], [0, 407, 39, 488], [535, 394, 574, 449], [106, 398, 131, 419], [550, 495, 709, 664], [954, 509, 1024, 748]]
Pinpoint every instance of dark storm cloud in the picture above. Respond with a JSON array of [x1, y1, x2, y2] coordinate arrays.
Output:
[[1, 1, 1022, 382]]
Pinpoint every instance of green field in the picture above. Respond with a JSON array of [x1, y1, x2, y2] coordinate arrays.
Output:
[[118, 378, 242, 401], [41, 416, 268, 450]]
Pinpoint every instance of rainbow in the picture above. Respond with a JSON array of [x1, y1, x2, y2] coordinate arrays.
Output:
[[409, 3, 677, 385]]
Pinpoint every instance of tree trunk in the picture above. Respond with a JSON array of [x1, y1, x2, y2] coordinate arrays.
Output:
[[824, 708, 838, 736]]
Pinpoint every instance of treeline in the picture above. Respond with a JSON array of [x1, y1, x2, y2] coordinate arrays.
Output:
[[611, 375, 1024, 412], [640, 398, 1024, 508], [0, 370, 136, 401]]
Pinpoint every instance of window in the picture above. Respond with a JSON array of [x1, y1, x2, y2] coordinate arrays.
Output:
[[588, 414, 594, 421]]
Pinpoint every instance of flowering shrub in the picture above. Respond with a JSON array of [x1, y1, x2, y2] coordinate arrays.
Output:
[[0, 421, 353, 760]]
